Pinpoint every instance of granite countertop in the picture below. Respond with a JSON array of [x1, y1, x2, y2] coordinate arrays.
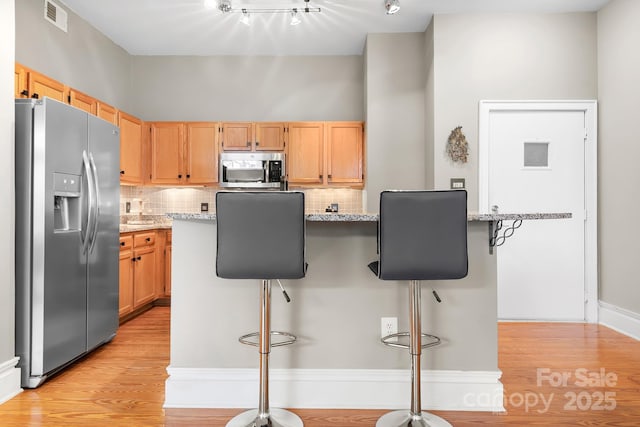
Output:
[[119, 222, 173, 233], [167, 212, 572, 222]]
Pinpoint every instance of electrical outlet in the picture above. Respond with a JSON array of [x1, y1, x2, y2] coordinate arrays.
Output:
[[200, 202, 209, 212], [125, 201, 131, 213], [381, 317, 398, 342]]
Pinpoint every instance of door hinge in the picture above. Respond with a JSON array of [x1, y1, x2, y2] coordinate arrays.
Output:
[[584, 128, 588, 141]]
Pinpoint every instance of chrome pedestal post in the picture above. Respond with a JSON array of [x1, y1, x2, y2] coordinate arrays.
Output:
[[227, 280, 303, 427], [376, 280, 452, 427]]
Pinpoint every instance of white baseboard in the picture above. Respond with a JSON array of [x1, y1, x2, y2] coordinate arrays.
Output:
[[164, 368, 504, 412], [0, 357, 22, 405], [599, 301, 640, 340]]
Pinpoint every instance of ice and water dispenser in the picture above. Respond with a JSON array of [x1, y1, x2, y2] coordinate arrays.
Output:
[[53, 172, 81, 232]]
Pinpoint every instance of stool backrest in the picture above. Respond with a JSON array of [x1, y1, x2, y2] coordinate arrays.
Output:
[[377, 190, 468, 281], [216, 191, 306, 280]]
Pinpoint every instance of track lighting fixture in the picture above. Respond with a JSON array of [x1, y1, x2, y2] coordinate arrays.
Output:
[[206, 0, 321, 25], [384, 0, 400, 15]]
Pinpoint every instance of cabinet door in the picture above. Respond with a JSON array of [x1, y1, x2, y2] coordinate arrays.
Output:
[[119, 112, 144, 184], [287, 122, 324, 184], [326, 122, 364, 186], [119, 247, 134, 317], [27, 70, 66, 102], [221, 122, 253, 151], [186, 122, 218, 184], [15, 63, 28, 98], [255, 122, 285, 151], [165, 244, 172, 296], [133, 246, 156, 308], [69, 88, 97, 115], [97, 102, 118, 125], [151, 123, 185, 185]]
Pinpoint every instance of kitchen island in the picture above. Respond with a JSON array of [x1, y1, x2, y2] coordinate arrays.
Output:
[[164, 212, 568, 411]]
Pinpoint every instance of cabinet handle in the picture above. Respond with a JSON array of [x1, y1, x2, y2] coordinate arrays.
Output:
[[20, 90, 29, 97], [255, 141, 259, 146], [120, 170, 125, 175], [120, 241, 125, 246], [31, 93, 39, 99], [145, 237, 151, 242], [178, 174, 182, 178], [131, 258, 136, 262], [328, 174, 332, 179], [137, 256, 141, 261], [319, 175, 322, 179], [186, 174, 190, 178]]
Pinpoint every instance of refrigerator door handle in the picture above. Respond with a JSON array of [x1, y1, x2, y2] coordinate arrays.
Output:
[[82, 150, 96, 255], [88, 152, 100, 254]]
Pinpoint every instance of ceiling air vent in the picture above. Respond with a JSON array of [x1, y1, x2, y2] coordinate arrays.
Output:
[[44, 0, 68, 33]]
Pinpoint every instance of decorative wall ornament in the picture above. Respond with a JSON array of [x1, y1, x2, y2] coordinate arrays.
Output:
[[446, 126, 469, 163]]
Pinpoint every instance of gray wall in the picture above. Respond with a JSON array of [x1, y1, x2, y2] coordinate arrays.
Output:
[[364, 33, 426, 213], [424, 21, 435, 189], [597, 0, 640, 314], [172, 219, 497, 371], [1, 0, 16, 381], [15, 0, 132, 112], [432, 13, 598, 210], [130, 56, 364, 122]]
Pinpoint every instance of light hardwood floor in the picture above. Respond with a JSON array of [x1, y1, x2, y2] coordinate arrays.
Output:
[[1, 307, 639, 426]]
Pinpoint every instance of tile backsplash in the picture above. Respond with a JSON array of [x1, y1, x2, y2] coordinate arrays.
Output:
[[120, 186, 364, 218]]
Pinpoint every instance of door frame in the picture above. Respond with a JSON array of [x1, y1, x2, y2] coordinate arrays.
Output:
[[478, 100, 598, 323]]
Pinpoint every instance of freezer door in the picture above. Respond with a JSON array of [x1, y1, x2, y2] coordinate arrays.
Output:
[[31, 98, 88, 376], [86, 115, 120, 349]]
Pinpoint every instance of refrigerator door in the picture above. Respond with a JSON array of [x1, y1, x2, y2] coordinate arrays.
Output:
[[31, 98, 88, 377], [86, 115, 120, 349]]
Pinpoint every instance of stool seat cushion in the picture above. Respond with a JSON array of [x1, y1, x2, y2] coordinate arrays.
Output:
[[373, 190, 468, 281], [216, 191, 306, 280]]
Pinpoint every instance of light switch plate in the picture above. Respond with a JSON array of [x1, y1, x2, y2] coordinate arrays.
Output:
[[450, 178, 466, 189]]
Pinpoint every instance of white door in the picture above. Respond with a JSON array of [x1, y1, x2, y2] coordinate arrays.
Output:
[[479, 101, 597, 322]]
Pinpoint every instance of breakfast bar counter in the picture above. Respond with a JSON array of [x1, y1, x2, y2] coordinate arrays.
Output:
[[163, 212, 568, 411]]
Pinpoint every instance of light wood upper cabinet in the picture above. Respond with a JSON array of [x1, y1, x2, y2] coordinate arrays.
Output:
[[97, 102, 118, 125], [326, 121, 364, 186], [220, 122, 286, 152], [119, 111, 144, 185], [69, 88, 97, 115], [220, 122, 253, 151], [186, 122, 218, 184], [27, 70, 67, 102], [287, 122, 324, 184], [15, 63, 27, 98], [255, 122, 286, 151], [150, 123, 185, 185]]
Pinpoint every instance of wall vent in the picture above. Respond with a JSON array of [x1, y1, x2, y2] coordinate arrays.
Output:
[[44, 0, 68, 33]]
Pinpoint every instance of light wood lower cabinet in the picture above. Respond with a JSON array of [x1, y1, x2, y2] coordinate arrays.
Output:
[[118, 235, 134, 317], [165, 233, 172, 296], [119, 231, 157, 319]]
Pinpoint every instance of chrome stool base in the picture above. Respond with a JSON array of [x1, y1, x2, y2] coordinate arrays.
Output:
[[376, 410, 452, 427], [226, 408, 304, 427]]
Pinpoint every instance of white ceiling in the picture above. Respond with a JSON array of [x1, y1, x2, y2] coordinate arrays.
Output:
[[58, 0, 611, 56]]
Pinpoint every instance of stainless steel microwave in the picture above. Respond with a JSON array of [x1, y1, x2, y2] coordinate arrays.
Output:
[[219, 152, 285, 189]]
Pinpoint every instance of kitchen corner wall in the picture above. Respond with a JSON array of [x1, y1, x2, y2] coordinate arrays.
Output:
[[597, 0, 640, 316], [1, 0, 19, 404]]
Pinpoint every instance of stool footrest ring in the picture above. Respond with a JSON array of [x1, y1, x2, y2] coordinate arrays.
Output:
[[381, 332, 441, 349], [239, 331, 297, 347]]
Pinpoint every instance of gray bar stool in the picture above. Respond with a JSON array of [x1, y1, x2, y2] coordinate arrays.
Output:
[[216, 191, 307, 427], [368, 190, 468, 427]]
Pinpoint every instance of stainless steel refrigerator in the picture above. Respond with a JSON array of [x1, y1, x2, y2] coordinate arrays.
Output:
[[15, 97, 120, 388]]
